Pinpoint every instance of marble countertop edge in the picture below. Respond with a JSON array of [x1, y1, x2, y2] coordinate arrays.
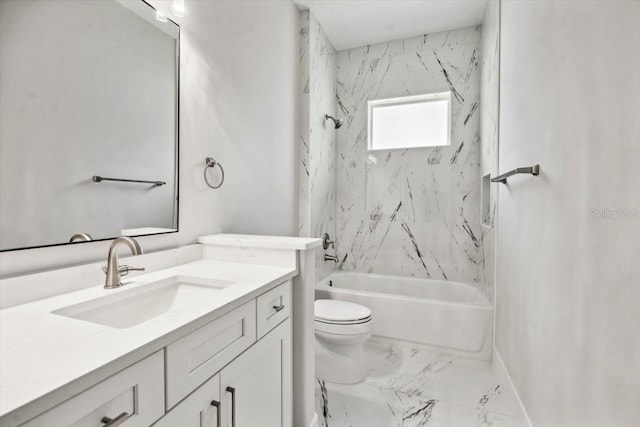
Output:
[[197, 233, 322, 250]]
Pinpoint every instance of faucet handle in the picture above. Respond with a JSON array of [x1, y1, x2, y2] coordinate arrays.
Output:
[[322, 233, 335, 250], [119, 265, 145, 277], [101, 265, 145, 276]]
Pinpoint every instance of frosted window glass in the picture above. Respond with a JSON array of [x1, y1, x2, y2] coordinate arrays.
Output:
[[368, 92, 451, 150]]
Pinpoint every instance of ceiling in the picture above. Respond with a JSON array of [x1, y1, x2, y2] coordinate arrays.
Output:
[[293, 0, 489, 51]]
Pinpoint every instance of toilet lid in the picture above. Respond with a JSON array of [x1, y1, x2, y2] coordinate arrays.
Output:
[[314, 299, 372, 324]]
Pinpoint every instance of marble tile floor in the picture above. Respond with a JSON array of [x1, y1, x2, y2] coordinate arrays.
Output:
[[315, 338, 526, 427]]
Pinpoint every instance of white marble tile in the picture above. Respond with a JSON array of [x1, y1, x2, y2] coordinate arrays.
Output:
[[316, 381, 397, 427], [298, 11, 311, 237], [479, 0, 500, 303], [335, 27, 487, 291], [308, 14, 337, 280], [298, 11, 338, 281], [316, 380, 522, 427], [315, 339, 527, 427], [418, 401, 520, 427]]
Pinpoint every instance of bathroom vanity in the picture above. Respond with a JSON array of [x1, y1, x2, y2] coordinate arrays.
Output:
[[0, 235, 320, 427]]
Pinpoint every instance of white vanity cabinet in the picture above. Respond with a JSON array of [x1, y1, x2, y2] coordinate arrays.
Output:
[[12, 281, 292, 427], [219, 319, 292, 427], [157, 280, 291, 427], [156, 319, 291, 427]]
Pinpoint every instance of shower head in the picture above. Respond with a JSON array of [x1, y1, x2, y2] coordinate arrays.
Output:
[[325, 114, 343, 129]]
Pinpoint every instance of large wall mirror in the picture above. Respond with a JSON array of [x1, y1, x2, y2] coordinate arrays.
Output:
[[0, 0, 179, 251]]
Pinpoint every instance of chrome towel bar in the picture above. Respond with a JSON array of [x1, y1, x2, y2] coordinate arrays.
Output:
[[491, 164, 540, 184], [93, 176, 165, 186]]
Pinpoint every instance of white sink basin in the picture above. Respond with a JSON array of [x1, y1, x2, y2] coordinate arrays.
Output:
[[52, 275, 235, 329]]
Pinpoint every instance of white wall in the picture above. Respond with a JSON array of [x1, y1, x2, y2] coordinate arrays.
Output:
[[0, 0, 177, 250], [0, 0, 300, 277], [497, 1, 640, 426]]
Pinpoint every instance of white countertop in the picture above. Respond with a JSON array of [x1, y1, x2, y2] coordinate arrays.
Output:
[[0, 259, 296, 420], [197, 233, 322, 250]]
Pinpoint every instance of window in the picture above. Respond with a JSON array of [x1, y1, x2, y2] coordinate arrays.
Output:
[[367, 92, 451, 151]]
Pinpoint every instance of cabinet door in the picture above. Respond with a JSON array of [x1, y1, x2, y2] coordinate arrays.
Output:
[[166, 300, 256, 409], [153, 374, 220, 427], [219, 319, 291, 427]]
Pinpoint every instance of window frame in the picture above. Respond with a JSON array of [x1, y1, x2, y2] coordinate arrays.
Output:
[[367, 91, 452, 151]]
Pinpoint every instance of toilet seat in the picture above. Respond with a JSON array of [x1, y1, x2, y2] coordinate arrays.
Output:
[[314, 299, 372, 324]]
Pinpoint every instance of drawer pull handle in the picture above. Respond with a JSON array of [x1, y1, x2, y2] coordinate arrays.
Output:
[[273, 304, 285, 313], [226, 386, 236, 427], [101, 412, 130, 427], [210, 400, 222, 427]]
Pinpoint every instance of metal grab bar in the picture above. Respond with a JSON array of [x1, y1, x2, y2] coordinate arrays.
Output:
[[491, 164, 540, 184], [93, 176, 166, 186]]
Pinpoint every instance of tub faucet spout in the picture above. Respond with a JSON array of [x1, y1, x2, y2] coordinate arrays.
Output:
[[324, 254, 339, 263]]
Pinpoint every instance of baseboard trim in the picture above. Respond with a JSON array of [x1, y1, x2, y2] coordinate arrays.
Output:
[[492, 346, 534, 427], [309, 412, 318, 427]]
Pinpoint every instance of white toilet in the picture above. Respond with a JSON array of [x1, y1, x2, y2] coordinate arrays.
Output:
[[314, 299, 373, 384]]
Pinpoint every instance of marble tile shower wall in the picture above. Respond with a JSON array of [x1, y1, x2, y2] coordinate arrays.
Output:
[[335, 27, 486, 292], [479, 0, 500, 303], [298, 12, 311, 237], [298, 11, 337, 280]]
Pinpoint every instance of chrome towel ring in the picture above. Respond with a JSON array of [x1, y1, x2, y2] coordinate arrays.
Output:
[[204, 157, 225, 189]]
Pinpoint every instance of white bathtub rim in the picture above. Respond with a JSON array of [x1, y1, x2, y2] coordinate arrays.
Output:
[[323, 271, 473, 287], [316, 283, 492, 310], [320, 271, 491, 308], [322, 271, 487, 296]]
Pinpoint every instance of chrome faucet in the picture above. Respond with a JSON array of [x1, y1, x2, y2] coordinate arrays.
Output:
[[103, 237, 145, 289], [324, 254, 339, 263]]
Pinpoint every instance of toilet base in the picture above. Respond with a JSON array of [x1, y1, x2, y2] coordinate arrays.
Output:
[[314, 329, 372, 384]]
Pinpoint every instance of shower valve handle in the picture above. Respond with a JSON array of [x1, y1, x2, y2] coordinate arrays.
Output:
[[323, 233, 335, 250]]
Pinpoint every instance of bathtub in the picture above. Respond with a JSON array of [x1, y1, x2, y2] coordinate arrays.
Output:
[[316, 272, 493, 358]]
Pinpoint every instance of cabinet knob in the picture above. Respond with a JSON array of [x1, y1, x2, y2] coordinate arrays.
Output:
[[101, 412, 130, 427], [273, 304, 285, 313]]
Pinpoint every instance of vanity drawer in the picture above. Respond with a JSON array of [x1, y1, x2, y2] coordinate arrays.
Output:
[[256, 281, 291, 339], [21, 350, 164, 427], [165, 300, 256, 409]]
